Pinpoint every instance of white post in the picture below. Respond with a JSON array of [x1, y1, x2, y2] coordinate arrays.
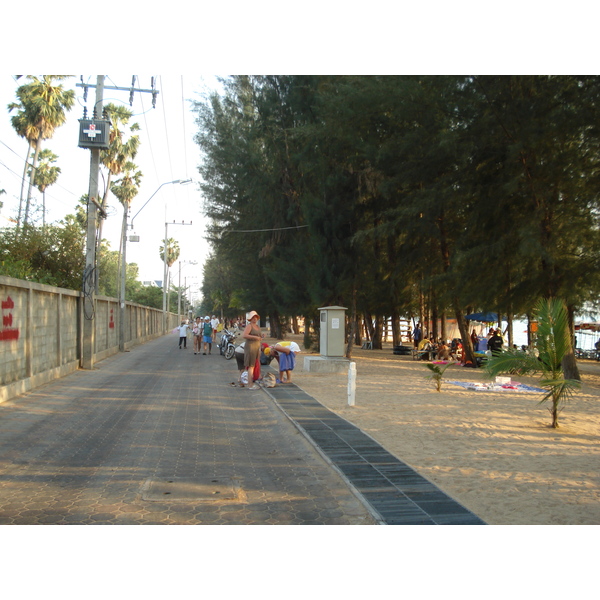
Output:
[[347, 361, 356, 406]]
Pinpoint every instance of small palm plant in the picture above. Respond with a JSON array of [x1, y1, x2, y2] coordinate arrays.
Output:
[[485, 297, 580, 428], [425, 362, 454, 392]]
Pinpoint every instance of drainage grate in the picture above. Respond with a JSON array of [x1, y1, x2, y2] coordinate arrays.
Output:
[[141, 477, 239, 502]]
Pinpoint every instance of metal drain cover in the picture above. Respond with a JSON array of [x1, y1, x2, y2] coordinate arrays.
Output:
[[141, 477, 239, 502]]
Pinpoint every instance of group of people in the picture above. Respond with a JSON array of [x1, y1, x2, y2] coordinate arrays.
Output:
[[179, 310, 301, 390], [177, 315, 221, 354], [415, 336, 463, 361], [412, 322, 506, 363], [234, 310, 301, 389]]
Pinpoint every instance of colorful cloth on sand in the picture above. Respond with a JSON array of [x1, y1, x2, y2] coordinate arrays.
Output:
[[448, 381, 546, 393]]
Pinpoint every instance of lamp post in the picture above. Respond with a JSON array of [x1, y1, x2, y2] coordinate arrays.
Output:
[[124, 178, 192, 347]]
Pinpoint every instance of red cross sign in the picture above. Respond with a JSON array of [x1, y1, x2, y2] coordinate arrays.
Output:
[[83, 123, 99, 138]]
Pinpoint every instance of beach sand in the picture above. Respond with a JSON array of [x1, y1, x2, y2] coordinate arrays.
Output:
[[265, 335, 600, 525]]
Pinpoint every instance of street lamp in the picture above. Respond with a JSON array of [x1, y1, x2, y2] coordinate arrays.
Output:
[[120, 178, 192, 350], [129, 179, 192, 232]]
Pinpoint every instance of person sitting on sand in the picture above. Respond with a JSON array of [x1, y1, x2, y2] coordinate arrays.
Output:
[[436, 340, 452, 361], [416, 336, 434, 359]]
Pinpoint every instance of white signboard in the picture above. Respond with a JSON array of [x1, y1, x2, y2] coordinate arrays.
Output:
[[331, 318, 340, 329]]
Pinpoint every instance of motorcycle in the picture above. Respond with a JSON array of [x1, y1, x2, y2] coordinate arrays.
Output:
[[218, 328, 237, 360]]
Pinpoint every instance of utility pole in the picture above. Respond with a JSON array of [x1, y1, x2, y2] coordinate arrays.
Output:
[[77, 76, 160, 358], [81, 75, 104, 370]]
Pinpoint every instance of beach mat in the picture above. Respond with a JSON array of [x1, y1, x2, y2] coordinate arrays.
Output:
[[448, 381, 546, 393]]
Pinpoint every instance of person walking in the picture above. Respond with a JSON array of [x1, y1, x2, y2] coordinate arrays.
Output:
[[211, 315, 220, 345], [202, 316, 213, 355], [192, 316, 202, 355], [243, 311, 263, 389], [413, 322, 422, 348], [178, 321, 189, 349]]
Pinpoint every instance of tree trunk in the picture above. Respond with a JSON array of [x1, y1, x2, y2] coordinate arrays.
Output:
[[364, 312, 374, 343], [562, 304, 581, 381], [391, 310, 401, 346], [354, 314, 362, 346], [551, 396, 560, 429], [431, 301, 439, 341], [372, 316, 383, 350], [17, 143, 32, 231], [270, 310, 284, 339], [454, 299, 476, 367], [345, 287, 357, 359], [24, 136, 42, 226]]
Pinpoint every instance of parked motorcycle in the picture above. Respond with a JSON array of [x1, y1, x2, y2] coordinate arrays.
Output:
[[218, 328, 237, 360]]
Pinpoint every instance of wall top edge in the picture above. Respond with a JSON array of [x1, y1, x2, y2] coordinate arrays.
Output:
[[0, 275, 80, 297]]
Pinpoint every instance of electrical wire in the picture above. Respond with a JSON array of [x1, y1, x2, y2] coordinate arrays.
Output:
[[138, 77, 162, 188], [225, 225, 309, 233], [159, 75, 175, 182], [82, 265, 96, 320], [181, 76, 189, 181]]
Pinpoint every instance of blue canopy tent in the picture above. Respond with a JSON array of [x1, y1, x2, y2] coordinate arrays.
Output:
[[465, 312, 500, 322]]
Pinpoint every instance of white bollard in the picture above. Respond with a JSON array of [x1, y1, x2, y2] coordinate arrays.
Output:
[[347, 361, 356, 406]]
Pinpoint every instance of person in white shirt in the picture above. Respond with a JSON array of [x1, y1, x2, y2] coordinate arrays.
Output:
[[178, 321, 189, 349], [192, 317, 202, 354], [211, 315, 220, 343]]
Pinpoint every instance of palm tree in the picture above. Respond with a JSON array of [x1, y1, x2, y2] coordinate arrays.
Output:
[[98, 103, 140, 244], [485, 298, 581, 428], [28, 148, 60, 227], [7, 76, 75, 228], [110, 161, 143, 273], [160, 238, 180, 309], [159, 237, 181, 269]]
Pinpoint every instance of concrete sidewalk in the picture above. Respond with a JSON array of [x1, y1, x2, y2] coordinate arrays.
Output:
[[0, 334, 376, 525]]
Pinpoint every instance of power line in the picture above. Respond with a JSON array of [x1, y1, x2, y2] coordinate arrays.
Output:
[[181, 75, 189, 181], [226, 225, 309, 233], [138, 82, 161, 185], [159, 76, 175, 182]]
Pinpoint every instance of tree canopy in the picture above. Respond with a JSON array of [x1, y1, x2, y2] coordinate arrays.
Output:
[[193, 76, 600, 357]]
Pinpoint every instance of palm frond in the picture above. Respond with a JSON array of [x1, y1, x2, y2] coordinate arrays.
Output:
[[538, 377, 581, 406], [534, 297, 571, 372], [485, 347, 541, 378]]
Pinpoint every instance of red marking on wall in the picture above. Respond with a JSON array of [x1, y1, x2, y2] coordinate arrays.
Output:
[[0, 329, 19, 341], [1, 295, 19, 341], [109, 308, 115, 329]]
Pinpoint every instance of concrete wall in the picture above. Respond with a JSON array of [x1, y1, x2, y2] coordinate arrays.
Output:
[[0, 275, 177, 404]]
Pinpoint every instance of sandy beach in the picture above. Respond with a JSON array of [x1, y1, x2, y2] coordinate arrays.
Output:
[[264, 335, 600, 525]]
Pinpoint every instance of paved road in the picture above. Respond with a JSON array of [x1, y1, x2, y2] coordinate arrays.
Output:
[[0, 335, 376, 525]]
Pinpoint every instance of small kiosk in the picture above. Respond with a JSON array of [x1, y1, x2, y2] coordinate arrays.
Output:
[[304, 306, 350, 372]]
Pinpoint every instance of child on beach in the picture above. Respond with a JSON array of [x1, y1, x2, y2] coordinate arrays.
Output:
[[271, 341, 301, 383]]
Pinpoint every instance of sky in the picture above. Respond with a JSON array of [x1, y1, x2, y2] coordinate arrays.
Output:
[[0, 74, 219, 303]]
